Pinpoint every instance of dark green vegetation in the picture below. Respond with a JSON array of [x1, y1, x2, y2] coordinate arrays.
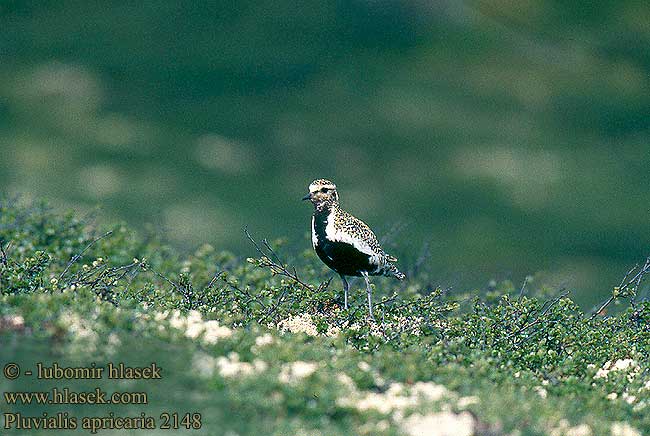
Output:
[[2, 200, 650, 435], [2, 1, 650, 305]]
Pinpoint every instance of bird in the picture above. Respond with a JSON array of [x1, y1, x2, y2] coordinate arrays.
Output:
[[302, 178, 405, 320]]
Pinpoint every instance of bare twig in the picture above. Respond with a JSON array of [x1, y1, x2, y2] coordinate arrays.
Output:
[[619, 264, 639, 288], [149, 267, 197, 309], [631, 257, 650, 308], [122, 268, 140, 295], [59, 230, 113, 279], [193, 270, 225, 308], [375, 292, 400, 309], [65, 259, 141, 306], [316, 276, 333, 293], [262, 238, 285, 268], [220, 274, 266, 309], [504, 289, 570, 341], [0, 239, 8, 267], [202, 270, 225, 293], [149, 267, 177, 289], [244, 227, 315, 292], [257, 288, 289, 325], [590, 257, 650, 320], [517, 276, 529, 303]]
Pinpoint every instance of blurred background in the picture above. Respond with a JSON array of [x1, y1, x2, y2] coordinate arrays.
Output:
[[1, 0, 649, 306]]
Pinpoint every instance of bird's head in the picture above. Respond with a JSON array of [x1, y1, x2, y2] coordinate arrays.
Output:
[[302, 179, 339, 207]]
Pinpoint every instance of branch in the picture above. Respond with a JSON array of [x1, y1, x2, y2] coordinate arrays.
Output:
[[257, 288, 289, 325], [66, 259, 141, 306], [220, 274, 266, 309], [202, 270, 225, 294], [0, 239, 8, 267], [59, 230, 113, 279], [244, 227, 315, 292], [149, 267, 198, 310], [504, 289, 569, 341], [590, 257, 650, 320], [631, 257, 650, 307], [517, 276, 529, 303]]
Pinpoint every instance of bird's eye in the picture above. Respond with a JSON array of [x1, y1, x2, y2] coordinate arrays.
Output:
[[320, 187, 329, 193]]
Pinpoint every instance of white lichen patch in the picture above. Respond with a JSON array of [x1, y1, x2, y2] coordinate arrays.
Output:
[[277, 313, 319, 336], [278, 361, 319, 384], [159, 310, 233, 345], [622, 392, 637, 404], [54, 309, 106, 355], [357, 361, 371, 372], [594, 359, 639, 380], [193, 351, 268, 380], [335, 372, 477, 435], [336, 373, 356, 391], [105, 332, 121, 356], [0, 314, 25, 331], [357, 419, 390, 435], [591, 359, 646, 405], [58, 310, 99, 351], [216, 352, 267, 378], [392, 315, 424, 336], [192, 352, 219, 378], [338, 381, 449, 415], [550, 419, 592, 436], [534, 386, 548, 399], [348, 320, 384, 338], [254, 333, 274, 348], [202, 321, 234, 344], [611, 422, 642, 436], [457, 396, 480, 408], [401, 411, 474, 436], [569, 425, 593, 436]]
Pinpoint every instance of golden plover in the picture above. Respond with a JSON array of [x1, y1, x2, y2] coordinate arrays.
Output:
[[302, 179, 405, 319]]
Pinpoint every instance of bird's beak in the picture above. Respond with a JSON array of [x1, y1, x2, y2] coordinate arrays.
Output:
[[302, 193, 312, 201]]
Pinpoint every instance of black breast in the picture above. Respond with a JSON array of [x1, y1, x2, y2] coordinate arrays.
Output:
[[313, 208, 373, 277]]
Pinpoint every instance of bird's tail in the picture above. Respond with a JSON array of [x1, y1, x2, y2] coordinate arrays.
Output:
[[385, 262, 406, 281]]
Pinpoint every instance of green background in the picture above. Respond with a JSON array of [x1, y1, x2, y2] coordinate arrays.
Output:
[[1, 0, 649, 306]]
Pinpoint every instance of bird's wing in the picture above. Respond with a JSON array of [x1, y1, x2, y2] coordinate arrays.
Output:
[[330, 209, 388, 259]]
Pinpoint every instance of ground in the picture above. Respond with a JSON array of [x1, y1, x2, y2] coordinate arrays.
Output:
[[1, 199, 650, 436]]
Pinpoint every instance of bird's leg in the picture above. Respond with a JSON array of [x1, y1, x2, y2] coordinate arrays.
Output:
[[340, 274, 349, 309], [361, 272, 374, 321]]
